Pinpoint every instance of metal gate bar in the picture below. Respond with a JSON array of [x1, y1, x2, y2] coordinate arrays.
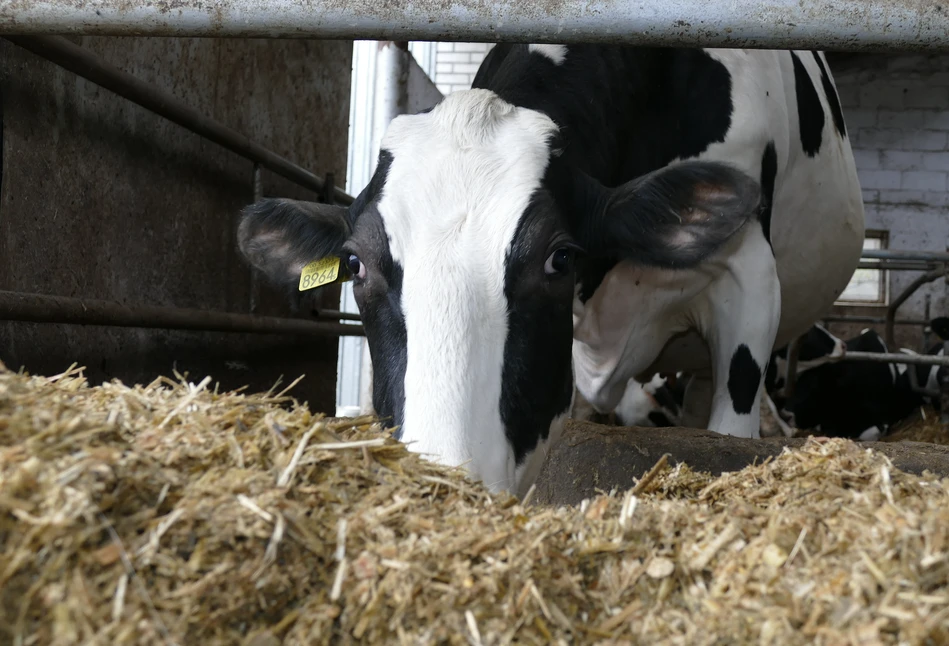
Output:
[[0, 291, 365, 337], [2, 0, 948, 52], [2, 36, 364, 335], [5, 35, 355, 206]]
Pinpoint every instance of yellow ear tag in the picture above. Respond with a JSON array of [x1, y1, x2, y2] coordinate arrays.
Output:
[[298, 257, 341, 291]]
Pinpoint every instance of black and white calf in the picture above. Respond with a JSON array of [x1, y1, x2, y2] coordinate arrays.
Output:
[[780, 328, 921, 440], [765, 323, 847, 395], [238, 45, 864, 495], [896, 316, 949, 410], [614, 373, 687, 428]]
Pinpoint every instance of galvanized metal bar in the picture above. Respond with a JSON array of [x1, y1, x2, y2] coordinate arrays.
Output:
[[820, 316, 929, 327], [862, 249, 949, 263], [1, 0, 948, 52], [783, 336, 800, 400], [0, 291, 365, 337], [856, 261, 939, 271], [885, 268, 946, 347], [4, 35, 355, 206], [319, 309, 362, 322], [249, 163, 263, 314], [832, 351, 949, 369], [941, 341, 949, 424]]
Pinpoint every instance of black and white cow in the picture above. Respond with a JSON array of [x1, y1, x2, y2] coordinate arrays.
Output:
[[780, 328, 920, 440], [614, 373, 687, 428], [238, 45, 864, 495], [896, 316, 949, 410], [765, 323, 847, 395]]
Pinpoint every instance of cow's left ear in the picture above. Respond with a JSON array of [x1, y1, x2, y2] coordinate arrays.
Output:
[[577, 161, 761, 269], [238, 198, 351, 287], [931, 317, 949, 342]]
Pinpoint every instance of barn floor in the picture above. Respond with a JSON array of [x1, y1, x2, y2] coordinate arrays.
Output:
[[2, 361, 949, 645]]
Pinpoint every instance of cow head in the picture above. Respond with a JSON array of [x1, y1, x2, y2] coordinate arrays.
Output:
[[237, 90, 760, 496]]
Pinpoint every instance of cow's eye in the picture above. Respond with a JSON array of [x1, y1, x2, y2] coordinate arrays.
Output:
[[544, 248, 573, 276], [347, 254, 366, 280]]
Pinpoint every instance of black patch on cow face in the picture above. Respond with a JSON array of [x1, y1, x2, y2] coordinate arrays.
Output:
[[798, 325, 839, 362], [500, 191, 576, 464], [758, 141, 778, 246], [811, 51, 846, 138], [348, 150, 394, 216], [473, 46, 736, 302], [791, 52, 825, 158], [348, 213, 407, 433], [728, 344, 762, 415], [359, 249, 407, 436], [342, 151, 409, 434]]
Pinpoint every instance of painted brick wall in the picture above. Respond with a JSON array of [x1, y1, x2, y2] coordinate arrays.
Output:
[[838, 56, 949, 209], [831, 54, 949, 348], [433, 42, 494, 95]]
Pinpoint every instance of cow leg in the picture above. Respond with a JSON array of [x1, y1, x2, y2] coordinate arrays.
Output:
[[702, 237, 781, 439]]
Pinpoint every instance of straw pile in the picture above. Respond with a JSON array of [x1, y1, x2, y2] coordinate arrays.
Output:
[[883, 407, 949, 446], [2, 360, 949, 645]]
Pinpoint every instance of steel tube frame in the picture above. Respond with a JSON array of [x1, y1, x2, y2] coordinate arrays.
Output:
[[862, 249, 949, 263], [2, 36, 364, 338], [821, 316, 930, 327], [830, 351, 949, 369], [0, 291, 365, 337], [2, 0, 949, 52], [856, 261, 942, 271], [5, 35, 355, 206], [885, 269, 946, 348]]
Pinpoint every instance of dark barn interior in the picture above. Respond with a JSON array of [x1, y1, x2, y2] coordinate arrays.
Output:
[[0, 36, 356, 411]]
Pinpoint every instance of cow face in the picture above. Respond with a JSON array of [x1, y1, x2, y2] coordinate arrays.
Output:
[[238, 90, 760, 496]]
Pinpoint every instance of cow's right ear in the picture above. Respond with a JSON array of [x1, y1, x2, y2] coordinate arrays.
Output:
[[237, 198, 351, 287]]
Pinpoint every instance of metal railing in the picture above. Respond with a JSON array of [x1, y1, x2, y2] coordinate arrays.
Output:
[[3, 36, 364, 337], [2, 0, 948, 52], [790, 248, 949, 421]]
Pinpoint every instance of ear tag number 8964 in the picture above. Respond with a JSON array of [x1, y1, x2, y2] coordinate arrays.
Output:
[[298, 257, 341, 291]]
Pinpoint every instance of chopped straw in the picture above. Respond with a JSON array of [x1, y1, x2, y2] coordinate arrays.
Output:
[[2, 359, 949, 644]]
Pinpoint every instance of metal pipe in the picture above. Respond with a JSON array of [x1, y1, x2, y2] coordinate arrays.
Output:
[[4, 35, 355, 206], [0, 291, 365, 337], [319, 309, 361, 322], [856, 261, 939, 271], [831, 351, 949, 369], [941, 340, 949, 424], [2, 0, 948, 52], [862, 249, 949, 263], [820, 316, 929, 327], [783, 336, 800, 400], [249, 163, 263, 314], [885, 269, 946, 347]]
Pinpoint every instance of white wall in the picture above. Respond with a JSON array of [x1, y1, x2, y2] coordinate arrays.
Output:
[[432, 42, 495, 94], [833, 54, 949, 338]]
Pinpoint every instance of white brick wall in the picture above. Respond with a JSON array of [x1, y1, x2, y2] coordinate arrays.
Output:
[[837, 56, 949, 209], [833, 54, 949, 337], [432, 42, 495, 95]]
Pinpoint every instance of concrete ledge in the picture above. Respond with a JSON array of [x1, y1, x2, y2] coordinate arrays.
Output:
[[534, 420, 949, 506]]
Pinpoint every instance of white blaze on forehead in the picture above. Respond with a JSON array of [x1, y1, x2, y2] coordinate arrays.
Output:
[[528, 44, 568, 65], [378, 89, 559, 492]]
